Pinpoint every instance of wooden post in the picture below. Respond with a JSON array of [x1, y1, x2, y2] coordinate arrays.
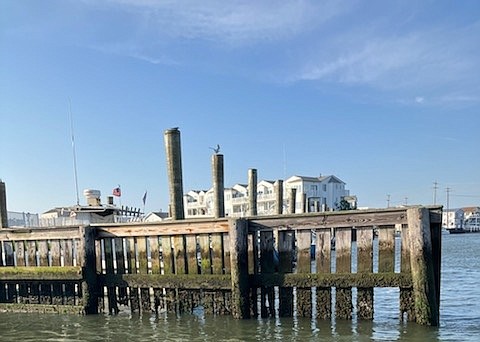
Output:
[[274, 180, 283, 215], [80, 225, 98, 314], [229, 219, 250, 318], [212, 154, 225, 218], [248, 169, 257, 216], [164, 128, 185, 220], [407, 207, 439, 326], [289, 188, 296, 214], [0, 180, 8, 228], [356, 227, 374, 320]]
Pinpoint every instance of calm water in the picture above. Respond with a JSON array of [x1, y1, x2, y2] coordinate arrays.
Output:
[[1, 233, 479, 341]]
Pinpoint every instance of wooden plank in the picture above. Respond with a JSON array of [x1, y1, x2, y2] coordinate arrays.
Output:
[[223, 233, 231, 274], [114, 238, 125, 274], [277, 230, 294, 317], [173, 236, 186, 275], [401, 224, 411, 273], [0, 227, 82, 241], [210, 233, 223, 275], [25, 240, 37, 267], [198, 234, 211, 275], [315, 229, 331, 273], [185, 235, 198, 275], [37, 240, 49, 266], [63, 239, 74, 267], [315, 228, 331, 319], [259, 230, 274, 318], [100, 272, 412, 289], [356, 227, 374, 320], [136, 237, 148, 274], [94, 220, 230, 238], [378, 225, 395, 273], [94, 240, 102, 273], [149, 236, 161, 274], [161, 236, 174, 275], [296, 229, 312, 317], [335, 227, 352, 320], [248, 231, 259, 318], [15, 241, 26, 267], [248, 208, 409, 231], [103, 238, 114, 275], [126, 237, 136, 274], [49, 240, 61, 267]]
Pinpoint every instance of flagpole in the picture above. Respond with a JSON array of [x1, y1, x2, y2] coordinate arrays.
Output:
[[69, 99, 80, 206]]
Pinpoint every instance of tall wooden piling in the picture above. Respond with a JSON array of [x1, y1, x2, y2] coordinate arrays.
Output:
[[0, 181, 8, 228], [229, 219, 250, 318], [274, 180, 283, 215], [212, 154, 225, 218], [407, 207, 439, 326], [164, 128, 185, 220], [248, 169, 257, 216], [289, 188, 296, 214], [80, 225, 98, 314]]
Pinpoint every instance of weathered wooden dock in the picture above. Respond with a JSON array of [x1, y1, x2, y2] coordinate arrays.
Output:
[[0, 206, 442, 325]]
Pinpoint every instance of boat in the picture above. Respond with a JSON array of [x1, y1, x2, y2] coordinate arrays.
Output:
[[447, 227, 466, 234]]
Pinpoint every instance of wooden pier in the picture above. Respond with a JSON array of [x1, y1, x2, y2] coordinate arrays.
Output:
[[0, 206, 442, 325]]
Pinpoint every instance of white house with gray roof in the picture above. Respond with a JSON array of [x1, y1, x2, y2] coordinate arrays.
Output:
[[183, 174, 356, 218]]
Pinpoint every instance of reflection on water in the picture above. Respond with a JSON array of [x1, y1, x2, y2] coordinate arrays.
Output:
[[1, 233, 480, 341]]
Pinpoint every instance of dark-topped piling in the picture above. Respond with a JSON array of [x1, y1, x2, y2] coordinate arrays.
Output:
[[212, 154, 225, 218], [164, 128, 185, 220]]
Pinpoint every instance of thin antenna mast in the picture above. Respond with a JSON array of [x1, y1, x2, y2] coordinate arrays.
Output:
[[69, 99, 80, 206]]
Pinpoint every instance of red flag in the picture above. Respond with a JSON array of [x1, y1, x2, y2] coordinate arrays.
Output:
[[113, 187, 121, 197]]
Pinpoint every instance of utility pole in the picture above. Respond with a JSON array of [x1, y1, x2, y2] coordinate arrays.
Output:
[[446, 187, 451, 228], [433, 181, 439, 205], [386, 194, 391, 208]]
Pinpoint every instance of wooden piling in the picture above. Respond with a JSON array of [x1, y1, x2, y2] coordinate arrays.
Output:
[[229, 219, 250, 319], [248, 169, 257, 216], [80, 226, 98, 314], [0, 181, 8, 228], [407, 207, 439, 326], [164, 128, 185, 220], [277, 230, 294, 316], [212, 154, 225, 218], [335, 227, 352, 319], [356, 227, 374, 320], [274, 180, 283, 215], [289, 188, 296, 214]]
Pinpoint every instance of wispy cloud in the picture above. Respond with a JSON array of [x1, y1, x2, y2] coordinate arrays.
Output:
[[80, 1, 480, 106], [98, 0, 352, 45]]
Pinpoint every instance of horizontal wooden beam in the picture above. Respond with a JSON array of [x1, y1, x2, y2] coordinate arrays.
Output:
[[0, 227, 82, 241], [251, 272, 413, 288], [248, 207, 442, 231], [98, 272, 412, 290], [0, 303, 85, 314], [95, 219, 230, 238], [99, 273, 232, 290], [0, 266, 83, 281]]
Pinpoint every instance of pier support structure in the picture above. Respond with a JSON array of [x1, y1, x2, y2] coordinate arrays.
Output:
[[0, 181, 7, 228], [212, 154, 225, 218], [248, 169, 257, 216], [164, 128, 185, 220]]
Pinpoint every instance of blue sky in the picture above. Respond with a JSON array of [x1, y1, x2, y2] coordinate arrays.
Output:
[[1, 0, 479, 214]]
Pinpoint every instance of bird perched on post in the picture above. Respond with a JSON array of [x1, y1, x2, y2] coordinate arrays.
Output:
[[209, 144, 221, 154]]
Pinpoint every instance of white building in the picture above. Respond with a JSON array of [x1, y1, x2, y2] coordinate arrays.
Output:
[[442, 208, 464, 229], [184, 174, 356, 218]]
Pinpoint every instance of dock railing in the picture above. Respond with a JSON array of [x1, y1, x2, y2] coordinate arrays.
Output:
[[0, 206, 442, 325]]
